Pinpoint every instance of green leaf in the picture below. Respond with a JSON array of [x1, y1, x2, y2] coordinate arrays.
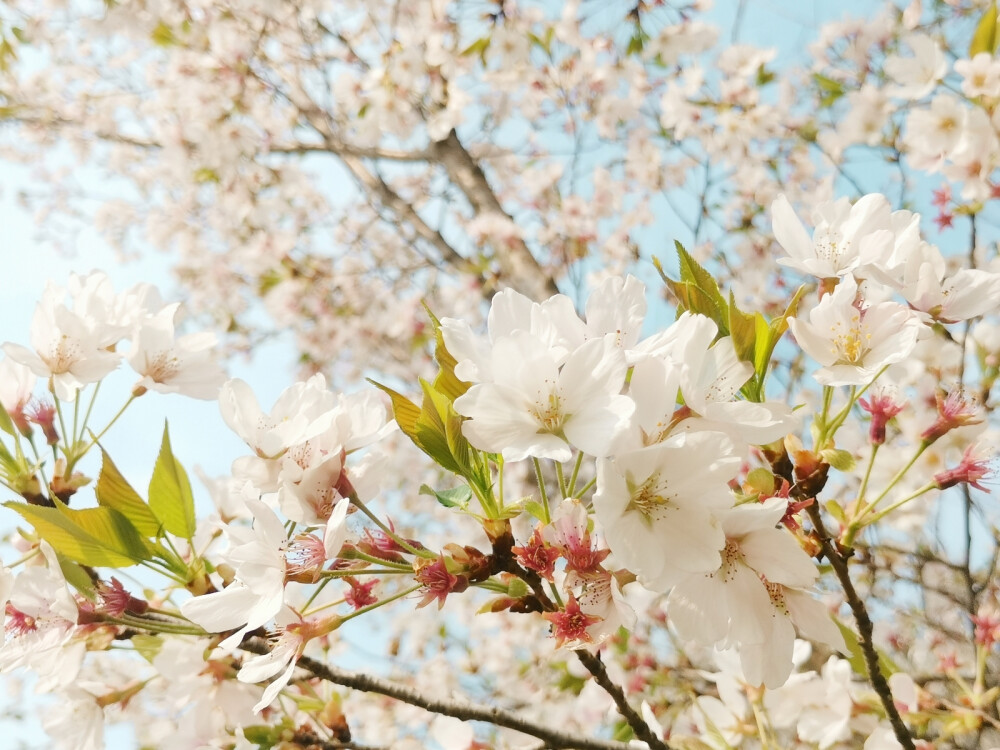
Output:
[[753, 284, 807, 381], [425, 305, 470, 401], [96, 449, 163, 538], [676, 242, 727, 318], [820, 447, 856, 472], [812, 73, 845, 108], [147, 423, 196, 540], [522, 500, 548, 523], [825, 500, 847, 524], [745, 468, 775, 497], [57, 555, 97, 600], [415, 379, 465, 475], [970, 1, 999, 57], [150, 21, 179, 47], [835, 619, 898, 678], [460, 36, 490, 59], [728, 291, 757, 364], [660, 243, 730, 336], [5, 500, 151, 567], [0, 402, 16, 436], [665, 280, 728, 329], [131, 634, 164, 663], [193, 167, 219, 184], [419, 484, 472, 509], [369, 380, 421, 447]]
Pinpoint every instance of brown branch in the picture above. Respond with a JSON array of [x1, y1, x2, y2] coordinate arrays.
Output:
[[805, 503, 915, 750], [337, 153, 482, 279], [431, 129, 559, 301], [241, 639, 636, 750], [574, 650, 670, 750], [7, 112, 434, 162]]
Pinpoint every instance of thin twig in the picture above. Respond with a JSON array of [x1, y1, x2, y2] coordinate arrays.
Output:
[[805, 504, 915, 750], [241, 639, 635, 750], [574, 649, 670, 750]]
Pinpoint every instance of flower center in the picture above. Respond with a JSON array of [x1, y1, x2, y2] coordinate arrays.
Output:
[[532, 389, 566, 433], [830, 313, 870, 365], [145, 350, 181, 382], [625, 473, 675, 525]]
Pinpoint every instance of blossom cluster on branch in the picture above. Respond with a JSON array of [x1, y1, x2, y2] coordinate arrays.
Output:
[[1, 1, 1000, 749], [0, 183, 996, 749]]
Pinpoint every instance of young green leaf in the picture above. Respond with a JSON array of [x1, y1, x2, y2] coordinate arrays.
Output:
[[5, 500, 152, 567], [0, 402, 16, 437], [96, 448, 163, 538], [147, 423, 196, 540], [369, 380, 422, 446], [728, 291, 757, 364], [970, 1, 999, 57], [419, 484, 472, 510], [56, 554, 98, 600]]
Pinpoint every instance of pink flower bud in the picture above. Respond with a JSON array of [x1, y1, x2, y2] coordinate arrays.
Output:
[[26, 400, 59, 445], [859, 386, 907, 446], [921, 390, 982, 444], [933, 444, 993, 492]]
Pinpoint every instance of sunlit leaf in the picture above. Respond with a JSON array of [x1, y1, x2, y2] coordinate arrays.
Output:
[[147, 423, 196, 540]]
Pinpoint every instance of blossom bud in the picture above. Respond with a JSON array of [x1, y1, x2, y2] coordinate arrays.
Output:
[[96, 577, 149, 617], [26, 400, 59, 445], [859, 386, 907, 446], [933, 444, 993, 492], [971, 610, 1000, 649], [511, 530, 560, 581], [921, 390, 983, 444]]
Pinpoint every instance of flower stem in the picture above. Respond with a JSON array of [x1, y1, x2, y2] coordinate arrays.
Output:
[[566, 451, 584, 498], [532, 458, 551, 524], [338, 583, 421, 624], [349, 494, 433, 559]]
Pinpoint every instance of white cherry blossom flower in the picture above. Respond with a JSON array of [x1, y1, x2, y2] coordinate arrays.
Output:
[[584, 274, 648, 361], [41, 686, 105, 750], [788, 276, 924, 386], [0, 356, 36, 430], [127, 304, 227, 399], [454, 333, 633, 461], [897, 241, 1000, 323], [219, 375, 336, 459], [441, 287, 585, 384], [667, 498, 841, 688], [955, 52, 1000, 99], [594, 431, 740, 590], [884, 33, 947, 100], [3, 299, 121, 401], [771, 193, 896, 280], [239, 628, 303, 713], [180, 497, 289, 649], [0, 545, 84, 693]]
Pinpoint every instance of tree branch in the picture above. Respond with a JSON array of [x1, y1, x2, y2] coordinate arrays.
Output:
[[431, 130, 559, 301], [241, 639, 636, 750], [337, 153, 482, 279], [804, 503, 915, 750], [574, 649, 670, 750]]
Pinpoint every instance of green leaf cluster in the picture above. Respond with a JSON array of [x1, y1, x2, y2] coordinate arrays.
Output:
[[656, 241, 804, 402], [5, 423, 197, 581], [371, 313, 497, 516]]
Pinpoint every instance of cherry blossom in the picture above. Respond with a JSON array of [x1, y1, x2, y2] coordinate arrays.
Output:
[[454, 334, 633, 461], [788, 276, 924, 386]]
